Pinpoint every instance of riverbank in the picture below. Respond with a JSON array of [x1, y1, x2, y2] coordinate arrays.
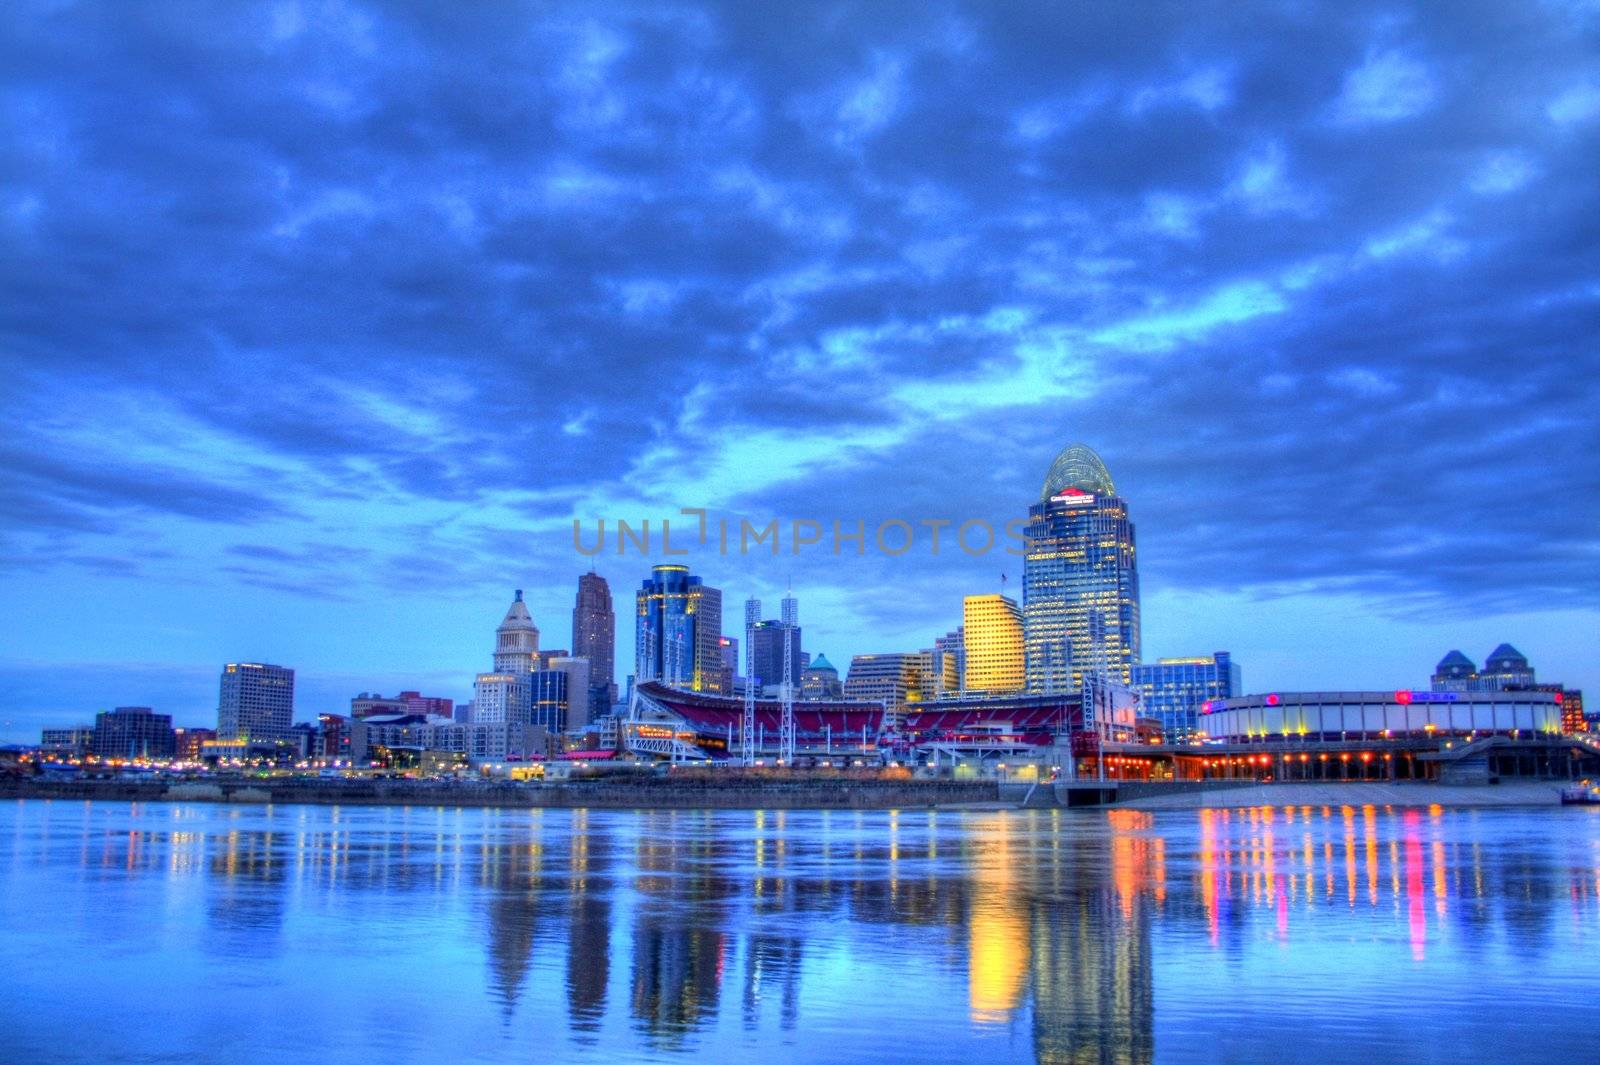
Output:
[[1107, 780, 1572, 809], [2, 776, 1582, 811]]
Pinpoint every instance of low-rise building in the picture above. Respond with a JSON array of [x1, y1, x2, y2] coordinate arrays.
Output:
[[40, 726, 94, 759]]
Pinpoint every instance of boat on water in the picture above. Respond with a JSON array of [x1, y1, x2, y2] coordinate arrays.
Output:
[[1560, 780, 1600, 805]]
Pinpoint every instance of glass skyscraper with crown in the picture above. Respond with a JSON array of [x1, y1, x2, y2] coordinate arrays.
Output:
[[1022, 443, 1141, 692], [634, 564, 724, 693]]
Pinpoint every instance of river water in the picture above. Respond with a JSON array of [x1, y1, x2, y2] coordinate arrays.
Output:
[[2, 799, 1598, 1064]]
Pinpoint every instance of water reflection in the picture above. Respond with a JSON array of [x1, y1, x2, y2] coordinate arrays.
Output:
[[3, 800, 1600, 1064]]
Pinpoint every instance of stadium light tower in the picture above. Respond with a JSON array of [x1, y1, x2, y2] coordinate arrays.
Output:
[[780, 591, 797, 763], [743, 597, 760, 766]]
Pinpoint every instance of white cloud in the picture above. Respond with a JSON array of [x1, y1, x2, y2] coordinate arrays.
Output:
[[1547, 82, 1600, 124], [1090, 281, 1288, 352], [1330, 49, 1437, 124], [1469, 150, 1540, 196], [833, 53, 906, 146]]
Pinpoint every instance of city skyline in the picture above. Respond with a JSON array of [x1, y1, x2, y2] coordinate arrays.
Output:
[[3, 1, 1598, 740]]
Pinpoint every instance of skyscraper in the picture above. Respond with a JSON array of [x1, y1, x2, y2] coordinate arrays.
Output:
[[477, 589, 535, 728], [962, 594, 1025, 694], [1130, 652, 1241, 742], [217, 661, 295, 742], [572, 572, 618, 713], [750, 618, 803, 695], [1023, 443, 1140, 691], [494, 589, 540, 673], [634, 564, 724, 693]]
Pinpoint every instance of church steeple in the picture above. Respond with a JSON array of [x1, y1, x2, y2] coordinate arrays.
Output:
[[494, 589, 540, 674]]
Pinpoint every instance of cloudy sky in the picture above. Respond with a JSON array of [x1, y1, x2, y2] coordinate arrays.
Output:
[[2, 1, 1597, 738]]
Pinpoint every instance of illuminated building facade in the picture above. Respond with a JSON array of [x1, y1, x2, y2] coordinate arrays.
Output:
[[1130, 652, 1241, 743], [1198, 689, 1562, 742], [634, 564, 724, 693], [962, 594, 1024, 694], [572, 571, 619, 716], [217, 661, 295, 742], [174, 726, 215, 760], [40, 726, 94, 758], [1023, 443, 1140, 692], [843, 652, 933, 714], [473, 672, 530, 727]]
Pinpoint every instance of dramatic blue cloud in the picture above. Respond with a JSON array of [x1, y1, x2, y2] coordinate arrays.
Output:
[[1, 0, 1597, 737]]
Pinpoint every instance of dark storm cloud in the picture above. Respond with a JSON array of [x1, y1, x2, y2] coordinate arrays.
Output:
[[1, 0, 1597, 623]]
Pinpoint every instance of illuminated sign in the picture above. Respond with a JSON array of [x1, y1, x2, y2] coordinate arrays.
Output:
[[1050, 492, 1095, 506], [1396, 691, 1458, 703]]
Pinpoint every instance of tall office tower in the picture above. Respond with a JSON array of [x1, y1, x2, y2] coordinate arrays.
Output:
[[750, 618, 803, 695], [1022, 443, 1140, 691], [217, 662, 295, 742], [1130, 651, 1241, 743], [634, 564, 724, 692], [548, 656, 593, 731], [962, 594, 1025, 694], [494, 589, 540, 673], [572, 572, 618, 713]]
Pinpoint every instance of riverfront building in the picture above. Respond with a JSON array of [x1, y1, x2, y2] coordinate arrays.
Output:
[[91, 706, 176, 760], [629, 681, 885, 760], [634, 564, 725, 693], [1130, 652, 1241, 743], [962, 594, 1024, 694], [217, 661, 295, 742], [1196, 689, 1562, 743], [1022, 444, 1140, 692], [40, 725, 94, 758]]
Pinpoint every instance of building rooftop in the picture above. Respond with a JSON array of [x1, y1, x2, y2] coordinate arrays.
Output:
[[1041, 442, 1116, 499]]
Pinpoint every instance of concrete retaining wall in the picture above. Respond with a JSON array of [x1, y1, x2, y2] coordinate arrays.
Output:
[[0, 777, 1000, 811]]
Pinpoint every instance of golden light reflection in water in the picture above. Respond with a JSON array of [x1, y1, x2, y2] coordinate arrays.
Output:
[[968, 812, 1027, 1023]]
